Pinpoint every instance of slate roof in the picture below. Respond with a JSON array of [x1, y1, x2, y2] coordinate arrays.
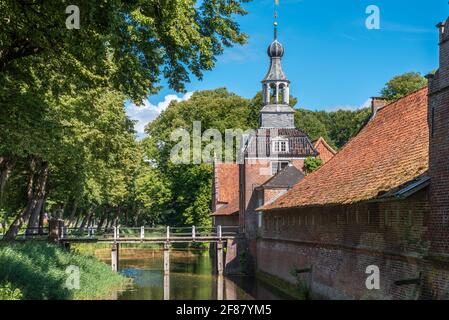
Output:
[[257, 165, 305, 189], [261, 87, 429, 211], [246, 128, 318, 158]]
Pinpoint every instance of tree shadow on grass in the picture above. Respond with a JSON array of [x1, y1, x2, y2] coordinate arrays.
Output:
[[0, 242, 72, 299]]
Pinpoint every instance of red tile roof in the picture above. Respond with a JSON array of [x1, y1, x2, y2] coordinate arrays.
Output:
[[262, 87, 429, 211], [313, 137, 337, 164], [212, 163, 239, 216], [211, 200, 239, 216]]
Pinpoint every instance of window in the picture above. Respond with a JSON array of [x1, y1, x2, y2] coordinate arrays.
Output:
[[272, 138, 288, 154], [271, 161, 289, 175]]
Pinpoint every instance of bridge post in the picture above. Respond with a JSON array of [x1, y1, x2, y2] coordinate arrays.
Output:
[[164, 274, 170, 300], [192, 225, 196, 242], [111, 242, 120, 272], [217, 274, 224, 300], [217, 241, 224, 276], [140, 226, 145, 241], [164, 242, 170, 275]]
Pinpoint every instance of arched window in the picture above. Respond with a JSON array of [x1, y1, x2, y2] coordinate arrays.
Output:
[[279, 83, 286, 104], [269, 83, 277, 104]]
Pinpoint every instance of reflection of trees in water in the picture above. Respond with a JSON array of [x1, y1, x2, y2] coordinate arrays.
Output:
[[112, 250, 291, 300]]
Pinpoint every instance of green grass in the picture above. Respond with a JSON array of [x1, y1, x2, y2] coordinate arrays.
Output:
[[0, 241, 127, 300]]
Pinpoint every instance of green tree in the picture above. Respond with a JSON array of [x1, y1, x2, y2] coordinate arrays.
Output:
[[0, 0, 251, 101], [304, 157, 323, 174], [144, 88, 252, 226], [380, 72, 427, 102], [295, 109, 334, 149]]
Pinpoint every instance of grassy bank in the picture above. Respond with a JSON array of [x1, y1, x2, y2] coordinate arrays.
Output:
[[0, 242, 127, 300]]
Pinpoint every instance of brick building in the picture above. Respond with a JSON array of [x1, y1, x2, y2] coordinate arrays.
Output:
[[211, 22, 333, 231], [258, 16, 449, 299]]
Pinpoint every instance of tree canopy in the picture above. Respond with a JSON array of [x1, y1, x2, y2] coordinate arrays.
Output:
[[1, 0, 250, 101], [380, 72, 427, 102]]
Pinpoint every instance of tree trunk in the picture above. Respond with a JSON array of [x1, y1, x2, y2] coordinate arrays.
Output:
[[134, 207, 141, 227], [67, 203, 77, 228], [26, 162, 48, 236], [79, 212, 88, 231], [97, 207, 108, 231], [0, 156, 15, 199], [73, 213, 81, 228], [112, 206, 121, 227], [86, 207, 96, 228], [38, 197, 47, 235], [4, 157, 39, 240]]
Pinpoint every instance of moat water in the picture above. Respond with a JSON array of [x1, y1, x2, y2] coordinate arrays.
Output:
[[102, 249, 293, 300]]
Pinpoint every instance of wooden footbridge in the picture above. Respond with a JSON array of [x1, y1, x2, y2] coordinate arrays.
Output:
[[2, 221, 240, 275], [60, 225, 238, 244]]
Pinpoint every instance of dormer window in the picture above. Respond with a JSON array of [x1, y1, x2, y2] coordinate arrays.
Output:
[[272, 137, 289, 154]]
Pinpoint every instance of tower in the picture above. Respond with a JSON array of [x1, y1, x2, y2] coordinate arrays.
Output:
[[260, 21, 296, 129]]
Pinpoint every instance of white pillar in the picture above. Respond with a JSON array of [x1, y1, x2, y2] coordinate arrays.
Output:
[[217, 241, 224, 276], [111, 243, 119, 272], [140, 226, 145, 240], [164, 242, 170, 275], [217, 275, 224, 300], [265, 83, 270, 104], [218, 225, 222, 241], [164, 274, 170, 300], [192, 225, 196, 241], [284, 84, 290, 104]]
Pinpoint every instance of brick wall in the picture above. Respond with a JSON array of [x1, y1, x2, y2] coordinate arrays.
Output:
[[241, 159, 305, 237], [428, 18, 449, 256], [257, 189, 449, 299], [213, 215, 239, 227]]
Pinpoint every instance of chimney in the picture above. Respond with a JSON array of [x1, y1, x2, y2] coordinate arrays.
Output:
[[437, 18, 449, 89], [370, 97, 388, 120], [437, 21, 445, 43]]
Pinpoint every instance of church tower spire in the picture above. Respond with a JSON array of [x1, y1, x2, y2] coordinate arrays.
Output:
[[260, 10, 295, 129]]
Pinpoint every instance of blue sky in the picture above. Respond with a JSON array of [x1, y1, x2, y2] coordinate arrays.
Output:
[[127, 0, 448, 136]]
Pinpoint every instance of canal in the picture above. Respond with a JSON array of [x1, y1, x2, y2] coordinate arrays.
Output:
[[100, 248, 294, 300]]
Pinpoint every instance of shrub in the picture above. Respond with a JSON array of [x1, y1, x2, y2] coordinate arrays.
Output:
[[0, 282, 23, 300]]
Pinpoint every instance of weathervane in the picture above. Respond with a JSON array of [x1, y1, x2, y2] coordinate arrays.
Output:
[[274, 0, 279, 39]]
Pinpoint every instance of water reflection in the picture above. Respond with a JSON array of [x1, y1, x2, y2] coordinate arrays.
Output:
[[109, 249, 293, 300]]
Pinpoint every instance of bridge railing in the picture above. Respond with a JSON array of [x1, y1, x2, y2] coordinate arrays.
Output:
[[59, 225, 239, 241]]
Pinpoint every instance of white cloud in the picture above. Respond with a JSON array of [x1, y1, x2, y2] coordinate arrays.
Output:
[[126, 92, 193, 139], [325, 98, 372, 112]]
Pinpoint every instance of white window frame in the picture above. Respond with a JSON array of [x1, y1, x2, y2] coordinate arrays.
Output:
[[271, 161, 290, 175], [272, 137, 289, 154]]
